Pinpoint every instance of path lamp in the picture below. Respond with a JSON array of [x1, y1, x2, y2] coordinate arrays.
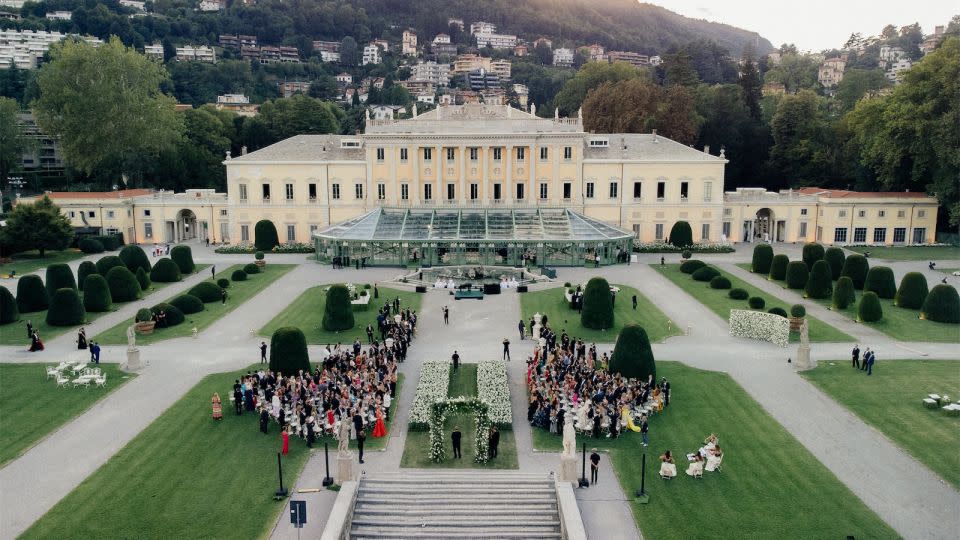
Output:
[[578, 443, 589, 487], [274, 452, 288, 499], [321, 443, 334, 487], [634, 452, 650, 504]]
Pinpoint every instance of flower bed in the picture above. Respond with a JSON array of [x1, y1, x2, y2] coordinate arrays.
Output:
[[729, 309, 790, 348], [477, 361, 512, 426], [633, 241, 735, 254], [409, 361, 451, 430], [214, 242, 315, 254]]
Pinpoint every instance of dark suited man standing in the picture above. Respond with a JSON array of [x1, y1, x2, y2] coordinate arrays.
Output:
[[851, 345, 861, 369], [452, 350, 460, 372], [488, 427, 500, 458], [451, 427, 462, 459], [357, 429, 366, 463]]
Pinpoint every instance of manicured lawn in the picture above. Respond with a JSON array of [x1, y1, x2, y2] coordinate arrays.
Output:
[[846, 245, 960, 261], [400, 364, 518, 469], [0, 363, 134, 466], [21, 366, 310, 540], [0, 249, 85, 277], [520, 284, 682, 343], [532, 362, 894, 539], [95, 264, 294, 345], [803, 359, 960, 489], [654, 265, 853, 343], [260, 285, 422, 345]]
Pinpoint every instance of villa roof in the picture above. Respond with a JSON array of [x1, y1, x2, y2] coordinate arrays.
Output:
[[797, 188, 935, 199]]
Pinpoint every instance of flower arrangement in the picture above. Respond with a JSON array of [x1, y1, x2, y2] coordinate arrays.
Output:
[[477, 361, 512, 426], [729, 309, 790, 347], [428, 397, 491, 464], [214, 242, 315, 254], [409, 361, 451, 429], [633, 241, 734, 254]]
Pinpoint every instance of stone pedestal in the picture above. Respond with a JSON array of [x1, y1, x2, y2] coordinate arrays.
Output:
[[559, 453, 578, 483], [123, 348, 143, 372], [336, 452, 355, 484], [795, 344, 813, 371]]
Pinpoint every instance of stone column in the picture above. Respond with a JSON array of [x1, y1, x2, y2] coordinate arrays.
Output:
[[459, 144, 466, 204], [505, 143, 513, 204], [435, 143, 442, 204], [412, 144, 421, 204]]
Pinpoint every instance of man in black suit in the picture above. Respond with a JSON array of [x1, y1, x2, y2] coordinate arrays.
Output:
[[489, 427, 500, 458], [590, 449, 601, 484], [357, 429, 366, 463], [452, 350, 460, 372], [852, 345, 861, 369], [451, 427, 462, 459], [233, 380, 243, 415]]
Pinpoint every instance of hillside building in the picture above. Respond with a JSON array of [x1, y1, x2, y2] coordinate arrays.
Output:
[[552, 47, 574, 67]]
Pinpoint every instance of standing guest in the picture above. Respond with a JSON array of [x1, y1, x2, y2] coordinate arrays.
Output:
[[233, 380, 243, 415], [306, 416, 315, 448], [861, 348, 870, 371], [640, 416, 649, 447], [260, 342, 267, 364], [866, 350, 876, 376], [281, 428, 289, 456], [357, 428, 366, 463], [592, 413, 602, 439], [452, 350, 460, 371], [77, 327, 88, 350], [660, 256, 665, 266], [502, 338, 511, 361], [26, 320, 33, 340], [852, 344, 861, 369], [221, 288, 227, 305], [211, 393, 223, 420], [373, 284, 379, 299], [211, 265, 216, 278], [259, 407, 270, 434], [661, 378, 671, 407], [366, 324, 374, 343], [91, 342, 101, 364], [489, 426, 500, 458], [590, 449, 601, 484], [352, 409, 364, 441], [451, 427, 462, 459], [518, 319, 525, 340], [632, 295, 637, 310], [443, 306, 449, 325]]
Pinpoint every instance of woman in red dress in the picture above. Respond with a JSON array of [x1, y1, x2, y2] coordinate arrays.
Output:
[[372, 406, 387, 438], [281, 429, 290, 455], [211, 393, 223, 420]]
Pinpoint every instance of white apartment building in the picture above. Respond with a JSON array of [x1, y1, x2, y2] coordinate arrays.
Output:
[[320, 51, 340, 63], [879, 45, 906, 63], [411, 61, 450, 86], [402, 30, 417, 56], [416, 93, 435, 105], [476, 33, 517, 50], [119, 0, 145, 11], [362, 44, 381, 65], [336, 72, 353, 84], [144, 42, 164, 60], [552, 47, 574, 67], [0, 30, 101, 70], [176, 45, 216, 63], [447, 18, 464, 31], [817, 57, 846, 87], [0, 0, 25, 7], [886, 58, 912, 83], [649, 55, 662, 66], [433, 33, 451, 45], [470, 21, 496, 36], [45, 11, 72, 21], [198, 0, 224, 11]]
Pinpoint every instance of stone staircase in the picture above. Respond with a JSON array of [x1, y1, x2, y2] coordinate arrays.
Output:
[[348, 471, 563, 539]]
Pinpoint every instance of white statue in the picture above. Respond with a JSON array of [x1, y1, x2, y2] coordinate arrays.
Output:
[[337, 419, 351, 454], [533, 312, 542, 325], [800, 318, 810, 346], [126, 325, 136, 350], [533, 322, 542, 340], [562, 413, 576, 456]]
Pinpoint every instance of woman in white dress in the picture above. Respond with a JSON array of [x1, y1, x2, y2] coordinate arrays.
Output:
[[659, 451, 677, 479], [705, 445, 723, 472], [685, 452, 704, 477]]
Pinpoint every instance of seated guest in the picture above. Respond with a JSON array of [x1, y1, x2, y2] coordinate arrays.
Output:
[[659, 450, 677, 479], [685, 453, 704, 477], [706, 445, 723, 472], [704, 433, 718, 446]]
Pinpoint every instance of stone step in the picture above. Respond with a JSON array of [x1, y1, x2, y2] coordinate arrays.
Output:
[[355, 494, 558, 506], [351, 515, 560, 527], [363, 473, 551, 483], [358, 484, 555, 495], [352, 504, 558, 515], [350, 525, 562, 539]]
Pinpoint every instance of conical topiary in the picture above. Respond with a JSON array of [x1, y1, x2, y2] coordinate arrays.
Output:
[[864, 266, 896, 299], [609, 324, 655, 381], [119, 245, 152, 274], [82, 274, 112, 313], [580, 277, 614, 330], [45, 263, 77, 299], [46, 288, 85, 326], [805, 260, 833, 299], [857, 291, 883, 323], [255, 219, 280, 251], [801, 242, 825, 271], [841, 254, 870, 289], [106, 266, 142, 302], [920, 284, 960, 324], [824, 247, 845, 280], [170, 245, 195, 274], [785, 261, 808, 289], [894, 272, 928, 309], [77, 261, 98, 292], [768, 254, 789, 281], [322, 284, 355, 331], [668, 221, 693, 248], [0, 285, 19, 324], [269, 326, 311, 375], [16, 274, 48, 313], [832, 276, 856, 310], [135, 267, 151, 292], [751, 244, 773, 274]]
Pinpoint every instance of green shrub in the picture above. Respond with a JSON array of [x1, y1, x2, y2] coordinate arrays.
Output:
[[16, 275, 48, 313], [679, 259, 705, 274], [46, 288, 85, 326], [804, 260, 833, 299], [691, 266, 720, 282], [231, 269, 248, 281], [150, 302, 184, 326], [150, 258, 182, 283], [785, 261, 808, 289], [322, 284, 355, 331], [751, 244, 774, 274], [45, 263, 77, 298], [580, 277, 614, 330], [709, 276, 731, 289], [255, 250, 265, 260], [668, 221, 693, 248], [864, 266, 896, 299], [106, 266, 142, 302], [801, 242, 825, 270], [95, 255, 125, 276], [170, 245, 195, 274], [767, 307, 788, 318], [363, 283, 371, 289], [170, 294, 204, 314], [824, 247, 845, 280], [119, 245, 151, 275], [790, 304, 806, 318], [920, 284, 960, 324], [269, 326, 311, 375], [189, 281, 222, 303], [92, 234, 122, 251], [136, 308, 153, 322], [77, 261, 97, 291], [857, 291, 883, 323], [748, 296, 766, 309], [681, 250, 691, 259], [243, 263, 260, 274], [832, 276, 856, 310], [841, 254, 870, 289], [135, 267, 151, 291], [894, 272, 928, 309], [768, 254, 789, 281], [563, 282, 572, 288], [0, 285, 19, 324], [609, 324, 656, 380], [78, 237, 104, 254], [82, 274, 112, 312], [254, 220, 280, 251], [217, 278, 230, 289], [728, 288, 749, 300]]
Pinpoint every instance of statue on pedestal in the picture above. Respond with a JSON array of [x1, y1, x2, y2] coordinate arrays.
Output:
[[337, 419, 351, 454], [562, 413, 576, 456], [126, 325, 136, 350], [795, 319, 813, 370]]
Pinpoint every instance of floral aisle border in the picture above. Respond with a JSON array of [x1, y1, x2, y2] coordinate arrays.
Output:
[[729, 309, 790, 347], [476, 361, 512, 426], [428, 397, 492, 464], [409, 361, 450, 429]]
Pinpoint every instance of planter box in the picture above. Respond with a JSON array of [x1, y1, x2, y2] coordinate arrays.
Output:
[[788, 317, 804, 332], [254, 260, 266, 268], [135, 320, 156, 334]]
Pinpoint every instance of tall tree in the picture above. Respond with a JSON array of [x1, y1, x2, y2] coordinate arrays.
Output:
[[835, 69, 888, 112], [662, 50, 699, 86], [768, 90, 835, 185], [582, 78, 699, 144], [258, 95, 342, 141], [553, 61, 643, 116], [738, 49, 763, 119], [0, 97, 29, 184], [340, 36, 358, 66], [0, 195, 74, 257]]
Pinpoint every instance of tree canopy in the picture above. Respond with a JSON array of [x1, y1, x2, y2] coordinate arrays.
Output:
[[0, 195, 73, 257]]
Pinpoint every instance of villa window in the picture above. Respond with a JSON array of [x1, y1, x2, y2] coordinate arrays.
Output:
[[585, 182, 594, 198]]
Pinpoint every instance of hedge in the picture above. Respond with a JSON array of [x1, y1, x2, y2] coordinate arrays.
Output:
[[790, 304, 806, 318], [767, 307, 788, 318], [857, 291, 883, 323], [150, 302, 185, 326], [824, 247, 846, 280], [920, 284, 960, 324], [82, 274, 112, 313], [254, 220, 280, 252], [691, 266, 720, 282], [243, 263, 260, 275], [832, 276, 856, 310], [748, 297, 766, 309], [150, 258, 182, 283], [135, 267, 151, 291], [46, 288, 85, 326], [170, 294, 205, 315], [231, 269, 248, 281], [668, 221, 693, 249], [269, 326, 311, 375], [804, 260, 833, 299], [16, 275, 48, 313], [864, 266, 896, 299], [95, 255, 125, 276], [679, 259, 705, 274], [45, 263, 77, 298], [894, 272, 928, 309], [78, 237, 104, 254], [322, 284, 355, 331], [728, 288, 749, 300], [119, 245, 152, 275], [77, 261, 97, 292], [751, 244, 774, 274], [92, 234, 122, 251], [106, 266, 142, 302], [170, 245, 195, 274], [709, 276, 731, 289], [580, 277, 614, 330], [785, 261, 809, 289], [188, 281, 222, 303], [841, 254, 870, 289], [0, 285, 18, 324], [217, 278, 230, 289], [609, 324, 656, 380], [768, 254, 789, 281], [801, 242, 825, 271]]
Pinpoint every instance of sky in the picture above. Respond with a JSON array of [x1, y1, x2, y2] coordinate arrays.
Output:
[[646, 0, 958, 51]]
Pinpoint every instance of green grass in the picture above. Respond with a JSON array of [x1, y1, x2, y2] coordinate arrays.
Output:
[[532, 362, 895, 539], [0, 363, 134, 466], [0, 249, 85, 277], [260, 285, 422, 345], [803, 359, 960, 489], [520, 284, 682, 343], [95, 264, 294, 345], [400, 364, 518, 469], [654, 265, 853, 343], [846, 245, 960, 261], [21, 365, 310, 540]]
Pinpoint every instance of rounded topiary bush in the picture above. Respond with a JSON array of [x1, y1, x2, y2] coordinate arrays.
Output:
[[609, 324, 656, 381], [0, 285, 19, 324], [77, 261, 97, 292], [748, 296, 766, 309], [751, 244, 774, 274], [136, 308, 153, 322], [681, 250, 692, 260], [150, 258, 182, 283], [864, 266, 896, 299], [82, 274, 112, 312], [119, 245, 152, 275], [254, 220, 280, 251], [170, 294, 204, 315], [45, 263, 77, 298], [767, 307, 788, 318], [322, 284, 355, 331], [790, 304, 806, 318], [581, 277, 614, 330], [269, 326, 311, 375], [243, 263, 260, 275], [217, 278, 230, 289], [255, 250, 265, 261], [857, 291, 883, 323], [46, 288, 85, 326], [832, 276, 856, 310], [95, 255, 125, 276], [841, 254, 870, 289], [188, 281, 222, 303], [231, 269, 248, 281], [150, 302, 185, 326], [679, 259, 705, 274], [920, 284, 960, 324], [728, 288, 749, 300], [824, 247, 845, 280], [78, 237, 104, 254], [895, 272, 928, 309], [709, 276, 731, 289], [170, 245, 195, 274], [692, 266, 720, 282], [785, 261, 809, 289], [668, 221, 693, 249], [16, 275, 48, 313], [801, 242, 825, 270], [768, 254, 789, 281], [804, 260, 833, 299], [135, 267, 151, 291], [106, 266, 142, 302]]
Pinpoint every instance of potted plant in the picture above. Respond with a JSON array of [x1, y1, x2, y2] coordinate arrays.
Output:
[[789, 304, 806, 332], [135, 308, 156, 334], [254, 250, 266, 268]]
